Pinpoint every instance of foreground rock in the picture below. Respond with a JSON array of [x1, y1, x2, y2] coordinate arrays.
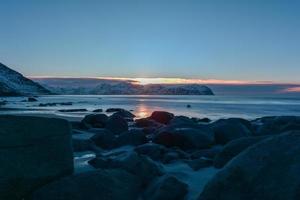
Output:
[[214, 136, 268, 168], [143, 175, 188, 200], [105, 113, 129, 134], [89, 151, 164, 185], [211, 118, 252, 144], [153, 128, 214, 150], [149, 111, 174, 124], [198, 131, 300, 200], [31, 169, 141, 200], [115, 129, 148, 147], [0, 116, 73, 200], [253, 116, 300, 136], [81, 114, 108, 128]]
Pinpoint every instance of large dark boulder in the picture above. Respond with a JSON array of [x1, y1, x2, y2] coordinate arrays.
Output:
[[0, 116, 73, 200], [31, 169, 141, 200], [143, 175, 188, 200], [105, 114, 128, 134], [81, 114, 108, 128], [153, 128, 214, 150], [198, 131, 300, 200], [252, 116, 300, 136], [214, 136, 269, 168], [211, 118, 252, 144], [149, 111, 174, 124], [90, 129, 115, 149], [115, 129, 148, 147], [135, 118, 163, 128], [89, 151, 164, 185], [134, 143, 168, 161]]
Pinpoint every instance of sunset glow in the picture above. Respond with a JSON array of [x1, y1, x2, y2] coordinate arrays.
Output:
[[282, 87, 300, 93]]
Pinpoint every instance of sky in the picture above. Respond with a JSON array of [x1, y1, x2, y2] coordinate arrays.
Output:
[[0, 0, 300, 84]]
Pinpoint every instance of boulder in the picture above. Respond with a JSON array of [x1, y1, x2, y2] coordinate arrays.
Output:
[[190, 145, 223, 160], [115, 129, 147, 147], [252, 116, 300, 136], [143, 175, 188, 200], [198, 131, 300, 200], [72, 132, 94, 152], [149, 111, 174, 124], [90, 129, 115, 149], [214, 136, 269, 168], [81, 114, 108, 128], [211, 118, 252, 144], [105, 114, 128, 134], [153, 128, 214, 150], [89, 151, 164, 185], [31, 169, 141, 200], [113, 109, 136, 119], [27, 97, 38, 102], [185, 157, 213, 171], [134, 143, 168, 161], [135, 118, 163, 128], [92, 109, 103, 113], [0, 116, 73, 200], [106, 108, 124, 113]]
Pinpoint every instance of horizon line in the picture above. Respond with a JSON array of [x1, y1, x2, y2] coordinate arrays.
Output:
[[29, 76, 300, 86]]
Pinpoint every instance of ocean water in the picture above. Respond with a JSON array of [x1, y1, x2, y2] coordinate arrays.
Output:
[[1, 95, 300, 120]]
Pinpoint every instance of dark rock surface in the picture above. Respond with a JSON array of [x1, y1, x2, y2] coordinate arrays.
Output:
[[90, 129, 115, 149], [0, 116, 73, 200], [214, 136, 269, 168], [31, 169, 142, 200], [143, 175, 188, 200], [198, 131, 300, 200], [89, 151, 164, 185], [81, 114, 109, 128], [211, 118, 252, 144], [115, 129, 148, 147], [153, 128, 214, 150], [105, 114, 129, 134], [149, 111, 175, 124]]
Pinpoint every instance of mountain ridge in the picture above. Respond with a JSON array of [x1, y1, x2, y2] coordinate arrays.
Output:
[[0, 63, 51, 96]]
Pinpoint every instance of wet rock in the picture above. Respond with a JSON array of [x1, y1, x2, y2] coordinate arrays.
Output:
[[105, 114, 128, 134], [81, 114, 109, 128], [190, 145, 223, 160], [168, 116, 195, 127], [92, 109, 103, 113], [115, 129, 147, 147], [252, 116, 300, 136], [0, 116, 73, 200], [162, 152, 180, 164], [198, 131, 300, 200], [211, 118, 252, 144], [90, 129, 115, 149], [134, 143, 168, 161], [185, 157, 213, 171], [89, 151, 164, 185], [28, 97, 38, 102], [135, 118, 163, 128], [143, 175, 188, 200], [113, 109, 136, 119], [214, 136, 269, 168], [31, 169, 141, 200], [149, 111, 174, 124], [106, 108, 124, 113], [72, 133, 94, 152], [153, 128, 214, 150]]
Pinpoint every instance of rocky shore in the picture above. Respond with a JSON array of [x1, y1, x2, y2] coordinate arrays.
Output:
[[1, 110, 300, 200]]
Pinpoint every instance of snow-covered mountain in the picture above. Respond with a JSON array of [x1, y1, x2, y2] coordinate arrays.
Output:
[[0, 63, 51, 96], [33, 78, 214, 95]]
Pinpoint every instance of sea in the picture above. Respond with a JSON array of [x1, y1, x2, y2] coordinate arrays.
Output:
[[1, 94, 300, 120]]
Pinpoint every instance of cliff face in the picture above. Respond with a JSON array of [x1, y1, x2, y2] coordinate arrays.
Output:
[[0, 63, 51, 96]]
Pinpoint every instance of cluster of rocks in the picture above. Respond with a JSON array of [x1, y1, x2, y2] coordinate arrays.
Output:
[[2, 111, 300, 200], [70, 111, 300, 200]]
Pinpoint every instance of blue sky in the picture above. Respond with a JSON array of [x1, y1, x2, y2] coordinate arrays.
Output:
[[0, 0, 299, 83]]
